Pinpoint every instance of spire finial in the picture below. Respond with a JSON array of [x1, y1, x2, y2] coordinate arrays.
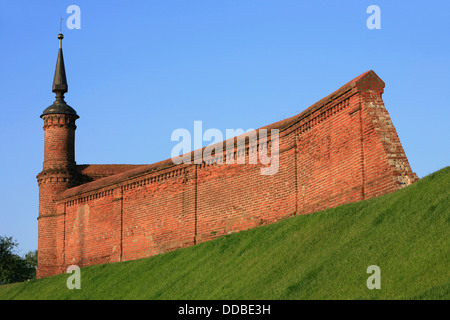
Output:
[[58, 32, 63, 49]]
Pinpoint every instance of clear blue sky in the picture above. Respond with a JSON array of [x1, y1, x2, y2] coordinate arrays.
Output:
[[0, 1, 449, 255]]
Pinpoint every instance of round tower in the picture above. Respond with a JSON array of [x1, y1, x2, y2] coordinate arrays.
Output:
[[37, 33, 80, 278]]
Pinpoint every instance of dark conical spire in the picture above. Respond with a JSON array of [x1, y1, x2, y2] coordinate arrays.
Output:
[[41, 33, 78, 118], [52, 33, 68, 97]]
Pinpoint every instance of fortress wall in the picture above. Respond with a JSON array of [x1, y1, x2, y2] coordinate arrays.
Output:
[[121, 165, 196, 261], [37, 212, 64, 277], [359, 90, 416, 197], [37, 171, 76, 278], [43, 71, 418, 276], [195, 132, 297, 243], [64, 188, 120, 269], [296, 92, 366, 214]]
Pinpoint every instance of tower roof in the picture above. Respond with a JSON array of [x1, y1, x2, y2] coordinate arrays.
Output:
[[41, 33, 78, 118]]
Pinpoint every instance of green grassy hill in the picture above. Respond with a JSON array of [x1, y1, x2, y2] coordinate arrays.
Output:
[[1, 167, 449, 300]]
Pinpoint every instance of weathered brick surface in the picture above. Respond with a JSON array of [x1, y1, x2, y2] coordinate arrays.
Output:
[[64, 190, 120, 268], [36, 71, 418, 278], [36, 113, 79, 278], [121, 165, 196, 261]]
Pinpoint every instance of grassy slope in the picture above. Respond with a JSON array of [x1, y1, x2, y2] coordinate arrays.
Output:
[[1, 167, 449, 300]]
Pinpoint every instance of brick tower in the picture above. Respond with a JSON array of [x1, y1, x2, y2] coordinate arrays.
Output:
[[36, 33, 80, 278]]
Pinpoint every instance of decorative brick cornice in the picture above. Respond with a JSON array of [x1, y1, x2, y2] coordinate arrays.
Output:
[[62, 166, 191, 206], [122, 167, 187, 191], [41, 113, 77, 130], [37, 168, 79, 185], [65, 189, 114, 207], [57, 164, 192, 202]]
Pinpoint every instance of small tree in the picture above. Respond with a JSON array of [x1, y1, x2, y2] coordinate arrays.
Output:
[[24, 249, 38, 279], [0, 236, 36, 284]]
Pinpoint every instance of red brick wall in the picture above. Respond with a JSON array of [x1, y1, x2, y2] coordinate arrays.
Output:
[[196, 133, 296, 243], [297, 93, 365, 214], [64, 189, 120, 268], [37, 71, 418, 278], [36, 113, 79, 278], [121, 165, 196, 261], [41, 114, 77, 171]]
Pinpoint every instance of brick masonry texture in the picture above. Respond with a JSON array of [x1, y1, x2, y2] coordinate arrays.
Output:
[[36, 70, 418, 278]]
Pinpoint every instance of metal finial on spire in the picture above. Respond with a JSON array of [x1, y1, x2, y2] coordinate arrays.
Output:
[[58, 32, 63, 49]]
